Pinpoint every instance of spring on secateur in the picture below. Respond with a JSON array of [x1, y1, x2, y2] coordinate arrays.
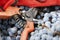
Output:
[[12, 14, 26, 30]]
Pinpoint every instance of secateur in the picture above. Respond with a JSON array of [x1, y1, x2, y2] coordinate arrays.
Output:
[[0, 0, 60, 40]]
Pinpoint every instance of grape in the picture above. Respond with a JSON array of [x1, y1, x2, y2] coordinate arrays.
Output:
[[2, 30, 8, 35], [17, 30, 21, 35], [8, 27, 17, 36], [51, 26, 56, 32], [37, 33, 42, 38], [53, 36, 59, 40], [3, 21, 8, 26], [30, 36, 35, 40], [46, 35, 53, 40], [43, 8, 49, 13], [50, 12, 57, 18], [35, 27, 42, 31], [53, 21, 60, 32], [35, 37, 40, 40], [43, 17, 49, 22], [30, 38, 35, 40], [40, 12, 44, 16], [38, 20, 44, 24], [24, 6, 29, 11], [45, 21, 51, 28], [8, 32, 13, 36], [20, 6, 25, 10], [35, 27, 39, 30], [37, 15, 40, 19], [11, 37, 16, 40], [22, 10, 26, 13], [44, 13, 51, 17], [33, 33, 39, 37], [16, 36, 20, 40], [57, 12, 60, 18], [6, 36, 11, 40], [56, 25, 60, 32], [52, 18, 57, 23], [38, 27, 42, 31], [1, 25, 6, 30], [39, 30, 44, 35], [41, 34, 47, 40], [9, 27, 17, 34], [2, 36, 6, 40], [55, 6, 59, 10], [34, 30, 39, 34], [42, 28, 48, 34], [31, 32, 35, 36], [47, 30, 54, 36]]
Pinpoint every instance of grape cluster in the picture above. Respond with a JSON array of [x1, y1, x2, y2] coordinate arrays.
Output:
[[0, 6, 29, 40], [0, 15, 25, 40], [29, 7, 60, 40]]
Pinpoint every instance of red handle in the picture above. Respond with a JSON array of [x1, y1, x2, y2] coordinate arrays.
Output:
[[3, 0, 15, 10], [20, 21, 34, 40], [17, 0, 57, 7]]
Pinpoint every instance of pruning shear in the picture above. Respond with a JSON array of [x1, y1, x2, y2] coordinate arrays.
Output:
[[20, 8, 38, 40], [21, 8, 38, 21]]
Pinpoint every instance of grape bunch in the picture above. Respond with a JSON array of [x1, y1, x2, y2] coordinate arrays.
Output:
[[29, 6, 60, 40], [0, 6, 29, 40], [0, 15, 25, 40]]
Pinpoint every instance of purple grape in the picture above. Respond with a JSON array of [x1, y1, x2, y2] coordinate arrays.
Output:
[[52, 18, 57, 23], [43, 17, 49, 22], [16, 35, 20, 40], [35, 37, 40, 40], [6, 36, 11, 40], [46, 35, 53, 40], [53, 36, 59, 40], [41, 34, 47, 40], [45, 21, 51, 28]]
